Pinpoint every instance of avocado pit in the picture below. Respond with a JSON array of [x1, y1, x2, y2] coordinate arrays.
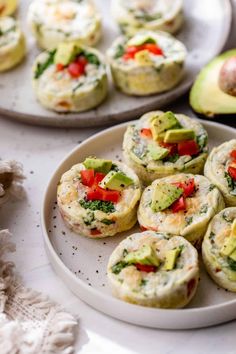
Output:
[[218, 56, 236, 97]]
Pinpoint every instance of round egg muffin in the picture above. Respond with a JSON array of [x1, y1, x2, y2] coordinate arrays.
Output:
[[106, 31, 186, 96], [111, 0, 183, 36], [123, 111, 208, 184], [27, 0, 102, 50], [0, 0, 17, 16], [202, 208, 236, 292], [204, 140, 236, 206], [32, 42, 108, 112], [138, 174, 225, 248], [0, 17, 26, 72], [57, 157, 141, 238], [107, 231, 199, 308]]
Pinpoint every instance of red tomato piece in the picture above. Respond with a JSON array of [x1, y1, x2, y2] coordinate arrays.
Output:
[[102, 190, 120, 203], [171, 196, 186, 213], [228, 166, 236, 180], [159, 142, 178, 156], [80, 169, 94, 187], [140, 128, 153, 138], [122, 53, 135, 61], [178, 140, 199, 156], [90, 229, 101, 236], [230, 150, 236, 159], [77, 55, 88, 67], [173, 178, 195, 197], [144, 43, 163, 56], [68, 62, 85, 78], [136, 263, 157, 273], [125, 46, 142, 55], [87, 188, 104, 201], [140, 225, 148, 231], [94, 172, 106, 185], [140, 225, 158, 232], [56, 63, 64, 71]]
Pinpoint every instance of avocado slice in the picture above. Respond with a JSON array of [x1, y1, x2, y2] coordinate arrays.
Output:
[[164, 129, 195, 143], [99, 170, 133, 191], [124, 244, 160, 267], [135, 50, 153, 65], [147, 144, 169, 160], [83, 158, 112, 174], [151, 183, 183, 212], [190, 49, 236, 117], [163, 247, 182, 270], [220, 236, 236, 257], [127, 35, 156, 47], [231, 219, 236, 235], [54, 42, 81, 66], [150, 111, 179, 141]]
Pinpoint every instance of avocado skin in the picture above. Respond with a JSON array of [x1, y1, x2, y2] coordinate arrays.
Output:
[[190, 49, 236, 117]]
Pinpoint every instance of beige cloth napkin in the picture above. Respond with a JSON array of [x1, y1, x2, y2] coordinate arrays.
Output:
[[0, 161, 78, 354]]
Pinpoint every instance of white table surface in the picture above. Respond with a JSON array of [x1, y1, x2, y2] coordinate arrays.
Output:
[[1, 2, 236, 352]]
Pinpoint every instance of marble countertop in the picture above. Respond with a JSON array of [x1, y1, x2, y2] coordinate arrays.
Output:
[[1, 2, 236, 352], [0, 98, 236, 354]]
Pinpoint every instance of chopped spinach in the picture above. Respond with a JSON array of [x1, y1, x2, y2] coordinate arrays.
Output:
[[140, 279, 148, 286], [209, 184, 216, 191], [164, 154, 179, 163], [111, 261, 127, 274], [196, 134, 207, 151], [84, 51, 100, 65], [34, 50, 56, 79], [114, 44, 125, 59], [224, 172, 236, 195], [122, 249, 128, 257], [82, 211, 95, 226], [209, 231, 215, 240], [79, 199, 115, 213], [101, 218, 115, 225], [228, 257, 236, 271]]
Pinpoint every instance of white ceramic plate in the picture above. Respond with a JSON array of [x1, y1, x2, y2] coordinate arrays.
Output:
[[0, 0, 232, 128], [42, 119, 236, 329]]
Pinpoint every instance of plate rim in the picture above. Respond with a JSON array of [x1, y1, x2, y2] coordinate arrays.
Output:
[[41, 118, 236, 329], [0, 0, 232, 128]]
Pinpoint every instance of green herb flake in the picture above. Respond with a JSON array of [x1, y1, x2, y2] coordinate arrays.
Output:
[[222, 212, 233, 223], [34, 50, 56, 79], [101, 218, 115, 225], [140, 279, 148, 286], [79, 199, 115, 213], [164, 154, 179, 163], [209, 184, 216, 191], [114, 44, 125, 59], [84, 51, 100, 65], [200, 204, 208, 214], [122, 249, 128, 257], [111, 261, 127, 274], [228, 257, 236, 271], [82, 211, 95, 226], [209, 231, 215, 240]]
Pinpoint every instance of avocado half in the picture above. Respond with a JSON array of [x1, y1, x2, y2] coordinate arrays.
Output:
[[190, 50, 236, 117]]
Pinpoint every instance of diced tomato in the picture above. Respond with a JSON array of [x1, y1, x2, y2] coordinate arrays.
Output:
[[80, 169, 94, 187], [94, 172, 106, 185], [140, 225, 148, 231], [122, 52, 135, 61], [87, 187, 120, 203], [136, 263, 157, 273], [56, 63, 64, 71], [178, 140, 199, 156], [230, 150, 236, 159], [228, 166, 236, 180], [68, 62, 85, 78], [102, 189, 120, 203], [140, 128, 152, 138], [87, 188, 104, 201], [90, 229, 101, 236], [143, 43, 163, 56], [159, 142, 178, 156], [126, 46, 142, 56], [140, 225, 158, 232], [173, 178, 195, 197], [171, 196, 186, 213], [77, 55, 88, 68]]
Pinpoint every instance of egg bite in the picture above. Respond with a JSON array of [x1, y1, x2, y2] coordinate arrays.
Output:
[[57, 157, 141, 238], [138, 174, 225, 248], [111, 0, 183, 36], [107, 231, 199, 308], [123, 111, 208, 184], [32, 43, 108, 112], [0, 17, 26, 72], [202, 208, 236, 292], [27, 0, 102, 50], [106, 30, 186, 96], [204, 140, 236, 206], [0, 0, 17, 17]]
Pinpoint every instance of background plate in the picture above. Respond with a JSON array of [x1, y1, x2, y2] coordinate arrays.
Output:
[[0, 0, 232, 127], [42, 120, 236, 329]]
